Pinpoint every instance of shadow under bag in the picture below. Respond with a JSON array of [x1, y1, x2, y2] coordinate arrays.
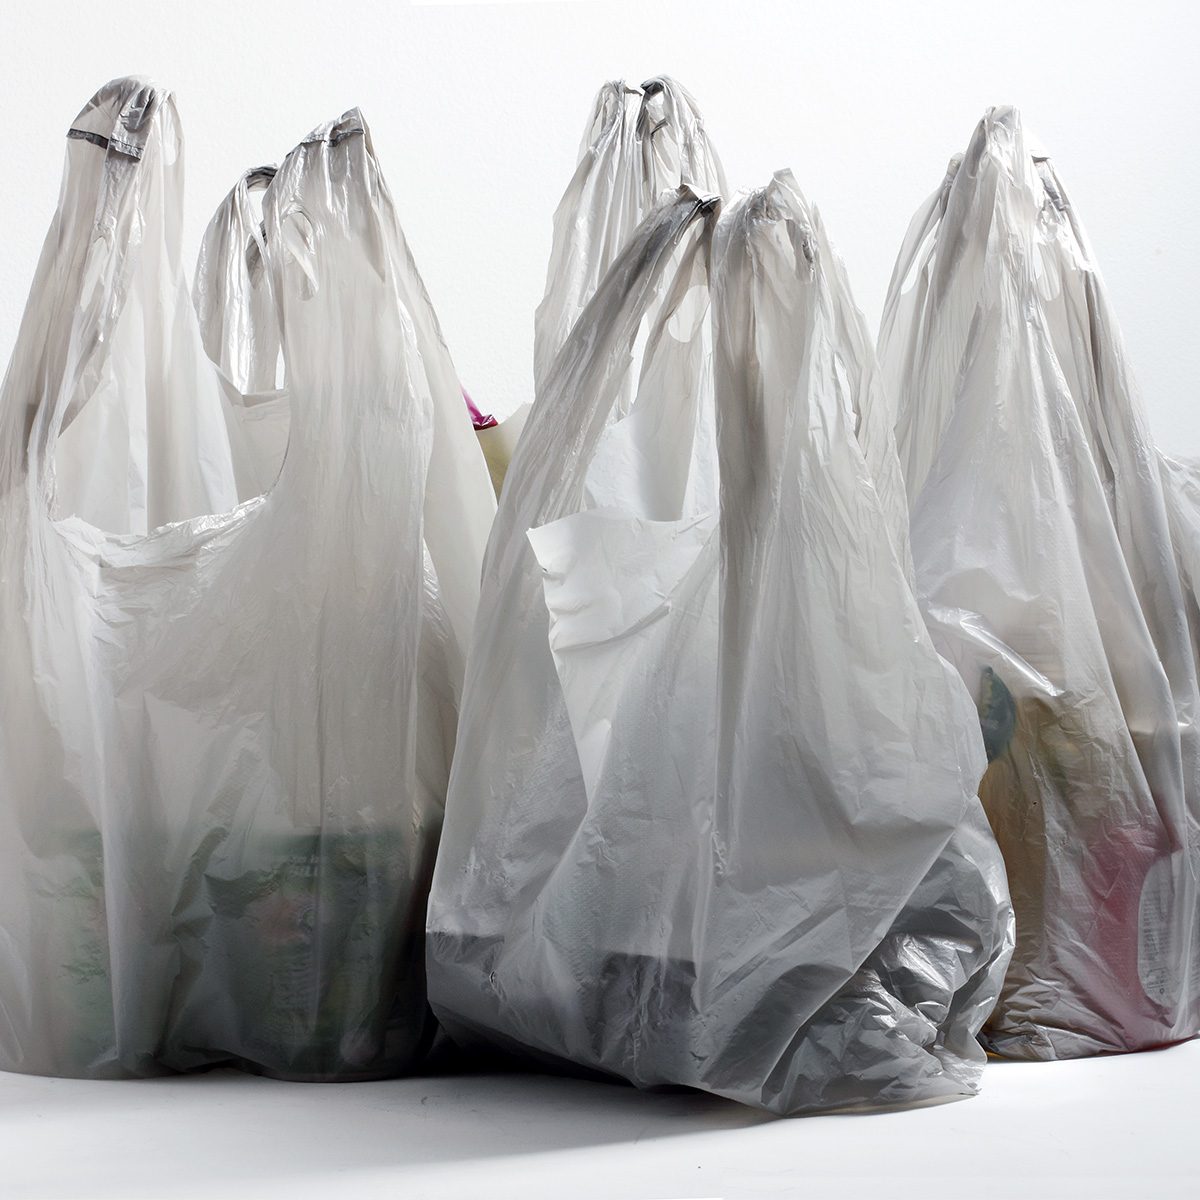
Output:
[[427, 180, 1012, 1115]]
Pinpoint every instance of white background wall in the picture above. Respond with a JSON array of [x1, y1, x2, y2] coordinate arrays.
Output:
[[2, 0, 1197, 445]]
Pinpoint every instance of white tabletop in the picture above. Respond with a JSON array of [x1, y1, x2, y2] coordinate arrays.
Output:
[[1, 1038, 1196, 1199]]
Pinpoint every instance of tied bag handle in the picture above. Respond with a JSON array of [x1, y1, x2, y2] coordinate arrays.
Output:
[[28, 78, 174, 502], [579, 79, 641, 161], [533, 79, 644, 392], [791, 176, 915, 567], [637, 77, 728, 200], [525, 190, 722, 804], [257, 110, 430, 496]]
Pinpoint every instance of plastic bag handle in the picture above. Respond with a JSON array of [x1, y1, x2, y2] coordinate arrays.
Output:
[[237, 166, 278, 279], [490, 188, 718, 566], [243, 165, 277, 189], [27, 80, 174, 505], [194, 164, 283, 405], [577, 79, 639, 158]]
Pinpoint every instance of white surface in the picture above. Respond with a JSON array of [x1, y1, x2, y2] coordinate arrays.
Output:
[[1, 1041, 1197, 1199], [0, 0, 1198, 447], [1, 3, 1198, 1195]]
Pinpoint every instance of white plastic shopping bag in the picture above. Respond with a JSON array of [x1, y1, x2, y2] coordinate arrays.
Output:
[[879, 107, 1200, 1057], [0, 83, 449, 1079], [427, 181, 1011, 1114]]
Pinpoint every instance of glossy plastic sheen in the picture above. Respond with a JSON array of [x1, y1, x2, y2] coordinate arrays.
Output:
[[534, 75, 727, 396], [879, 107, 1200, 1057]]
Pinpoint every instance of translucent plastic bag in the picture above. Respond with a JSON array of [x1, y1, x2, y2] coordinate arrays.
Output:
[[427, 181, 1012, 1115], [192, 161, 470, 877], [879, 107, 1200, 1056], [0, 84, 447, 1079]]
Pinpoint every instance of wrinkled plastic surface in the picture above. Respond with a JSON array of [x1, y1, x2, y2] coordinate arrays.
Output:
[[11, 80, 241, 534], [193, 154, 495, 667], [1163, 456, 1200, 672], [427, 181, 1012, 1115], [0, 81, 461, 1079], [1162, 455, 1200, 874], [879, 107, 1200, 1056], [534, 76, 726, 395]]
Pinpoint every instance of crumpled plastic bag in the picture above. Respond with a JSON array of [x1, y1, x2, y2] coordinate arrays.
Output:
[[879, 106, 1200, 1057], [0, 79, 460, 1080], [426, 179, 1012, 1115]]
